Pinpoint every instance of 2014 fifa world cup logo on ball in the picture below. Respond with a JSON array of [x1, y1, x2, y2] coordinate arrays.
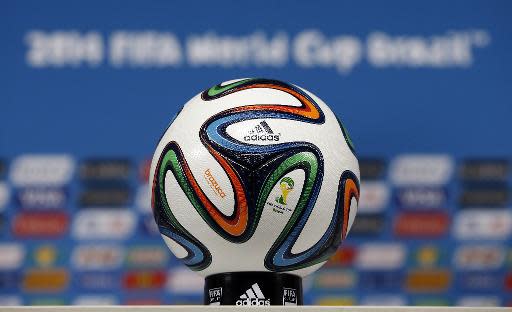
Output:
[[150, 78, 360, 305]]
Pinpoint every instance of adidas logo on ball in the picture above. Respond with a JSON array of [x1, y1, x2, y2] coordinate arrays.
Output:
[[235, 283, 270, 306], [243, 120, 281, 142]]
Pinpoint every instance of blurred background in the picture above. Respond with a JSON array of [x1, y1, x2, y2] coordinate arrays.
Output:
[[1, 0, 512, 307]]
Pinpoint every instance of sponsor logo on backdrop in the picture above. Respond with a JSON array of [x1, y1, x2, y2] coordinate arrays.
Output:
[[394, 212, 450, 237], [15, 187, 67, 210], [355, 243, 405, 270], [125, 246, 168, 268], [72, 209, 136, 239], [505, 273, 512, 290], [0, 244, 25, 270], [236, 283, 270, 306], [453, 245, 505, 270], [72, 245, 124, 270], [411, 245, 443, 268], [0, 272, 18, 290], [32, 245, 59, 268], [122, 270, 166, 290], [0, 296, 22, 306], [458, 272, 501, 291], [405, 269, 451, 293], [411, 298, 450, 306], [76, 272, 117, 290], [24, 30, 490, 74], [360, 295, 406, 306], [458, 187, 508, 208], [166, 267, 203, 294], [459, 159, 508, 182], [313, 269, 356, 289], [349, 214, 385, 236], [359, 158, 386, 180], [204, 169, 226, 199], [208, 287, 222, 305], [10, 155, 74, 186], [29, 298, 66, 306], [453, 210, 512, 240], [457, 296, 500, 307], [22, 269, 69, 292], [0, 183, 9, 211], [78, 187, 132, 207], [325, 246, 356, 267], [395, 187, 447, 210], [359, 271, 402, 290], [12, 212, 69, 238], [0, 160, 5, 179], [124, 298, 163, 305], [314, 296, 355, 306], [79, 159, 132, 181], [358, 182, 389, 213], [390, 155, 453, 186], [73, 295, 118, 306]]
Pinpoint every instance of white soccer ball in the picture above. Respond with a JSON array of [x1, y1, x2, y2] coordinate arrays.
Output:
[[150, 78, 359, 277]]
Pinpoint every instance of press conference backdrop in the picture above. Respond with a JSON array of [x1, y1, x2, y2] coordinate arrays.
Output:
[[1, 0, 512, 307]]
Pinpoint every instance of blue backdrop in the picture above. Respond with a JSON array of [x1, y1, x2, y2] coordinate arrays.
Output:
[[1, 0, 511, 307]]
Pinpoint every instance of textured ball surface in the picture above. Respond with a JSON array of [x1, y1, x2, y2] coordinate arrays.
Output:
[[150, 78, 359, 277]]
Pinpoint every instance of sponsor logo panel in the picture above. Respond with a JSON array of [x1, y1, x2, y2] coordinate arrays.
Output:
[[405, 269, 451, 293], [72, 245, 124, 270], [76, 272, 118, 290], [312, 269, 356, 290], [166, 268, 203, 294], [0, 160, 6, 180], [12, 212, 69, 238], [79, 159, 132, 181], [0, 295, 22, 306], [325, 246, 356, 267], [0, 183, 9, 211], [409, 245, 445, 268], [314, 296, 355, 306], [10, 155, 74, 186], [454, 245, 505, 270], [122, 270, 166, 290], [359, 158, 386, 180], [72, 209, 135, 240], [453, 210, 512, 240], [395, 187, 447, 210], [78, 187, 132, 207], [394, 212, 450, 237], [457, 296, 500, 307], [0, 244, 25, 270], [15, 187, 67, 210], [0, 271, 19, 290], [360, 295, 406, 306], [125, 245, 168, 268], [358, 182, 389, 213], [459, 159, 509, 182], [458, 272, 502, 291], [22, 269, 69, 292], [359, 271, 403, 291], [355, 243, 406, 270], [390, 154, 453, 185], [349, 214, 385, 236], [459, 187, 508, 208], [73, 295, 118, 306]]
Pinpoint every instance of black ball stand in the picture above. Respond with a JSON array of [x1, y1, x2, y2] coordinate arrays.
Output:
[[204, 272, 303, 306]]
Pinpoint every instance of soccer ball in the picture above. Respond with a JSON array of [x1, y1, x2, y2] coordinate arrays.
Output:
[[150, 78, 359, 277]]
